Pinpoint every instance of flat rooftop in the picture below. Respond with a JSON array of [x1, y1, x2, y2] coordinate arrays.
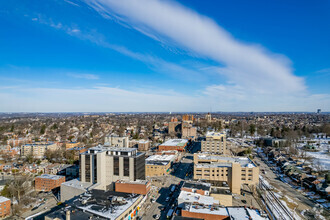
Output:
[[61, 179, 93, 190], [36, 174, 65, 180], [146, 154, 176, 162], [72, 189, 142, 220], [160, 139, 188, 147], [84, 145, 140, 155], [116, 179, 149, 185], [197, 154, 256, 168], [185, 203, 228, 216], [182, 181, 211, 191], [179, 191, 219, 206], [0, 196, 10, 203], [206, 131, 226, 137]]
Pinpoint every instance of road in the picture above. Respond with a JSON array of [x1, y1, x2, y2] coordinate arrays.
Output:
[[139, 142, 198, 220]]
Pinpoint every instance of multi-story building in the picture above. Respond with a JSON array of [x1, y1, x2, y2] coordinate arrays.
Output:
[[145, 154, 175, 177], [0, 196, 11, 218], [137, 140, 150, 151], [35, 174, 66, 192], [181, 122, 197, 140], [80, 146, 145, 190], [21, 142, 61, 158], [193, 153, 259, 194], [201, 131, 227, 155], [168, 121, 181, 134], [104, 134, 129, 148], [158, 139, 188, 152], [182, 114, 194, 122]]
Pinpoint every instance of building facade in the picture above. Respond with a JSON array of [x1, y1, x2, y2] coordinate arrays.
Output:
[[181, 123, 197, 140], [35, 174, 66, 192], [104, 134, 129, 148], [201, 131, 227, 155], [115, 180, 151, 195], [0, 196, 11, 218], [80, 146, 145, 190], [193, 153, 259, 194], [158, 139, 188, 152], [21, 142, 61, 158]]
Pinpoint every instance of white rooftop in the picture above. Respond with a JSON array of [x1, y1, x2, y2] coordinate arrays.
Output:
[[0, 196, 10, 203], [61, 179, 93, 190], [246, 208, 268, 220], [77, 195, 141, 219], [206, 131, 226, 137], [146, 154, 176, 162], [186, 203, 228, 216], [160, 139, 188, 146], [178, 191, 219, 206], [227, 207, 249, 219], [197, 154, 256, 168], [36, 174, 65, 180]]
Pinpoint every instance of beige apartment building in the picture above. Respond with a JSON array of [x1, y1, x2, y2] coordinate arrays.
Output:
[[193, 153, 259, 194], [80, 146, 145, 190], [201, 131, 227, 155], [21, 142, 60, 158]]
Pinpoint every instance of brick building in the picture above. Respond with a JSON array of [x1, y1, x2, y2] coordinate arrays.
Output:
[[0, 196, 11, 218], [35, 174, 66, 192], [158, 139, 188, 152], [115, 180, 151, 195]]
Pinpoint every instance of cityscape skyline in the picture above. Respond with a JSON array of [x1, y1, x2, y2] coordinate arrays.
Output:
[[0, 0, 329, 112]]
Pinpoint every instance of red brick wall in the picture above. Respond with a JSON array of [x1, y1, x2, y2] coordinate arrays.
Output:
[[181, 210, 229, 220], [35, 176, 65, 191], [0, 200, 11, 217], [115, 182, 150, 195], [158, 145, 186, 152]]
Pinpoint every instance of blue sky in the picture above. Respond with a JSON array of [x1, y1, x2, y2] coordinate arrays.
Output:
[[0, 0, 329, 112]]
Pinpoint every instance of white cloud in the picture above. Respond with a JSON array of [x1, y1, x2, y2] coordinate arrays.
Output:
[[83, 0, 306, 95], [68, 73, 99, 80], [0, 85, 329, 112]]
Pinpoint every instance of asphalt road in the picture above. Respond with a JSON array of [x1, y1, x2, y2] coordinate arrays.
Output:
[[139, 142, 198, 220]]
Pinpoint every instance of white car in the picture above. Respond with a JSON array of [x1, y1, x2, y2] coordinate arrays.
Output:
[[155, 214, 160, 219]]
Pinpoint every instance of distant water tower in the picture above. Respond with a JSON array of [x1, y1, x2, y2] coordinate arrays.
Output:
[[317, 109, 321, 114]]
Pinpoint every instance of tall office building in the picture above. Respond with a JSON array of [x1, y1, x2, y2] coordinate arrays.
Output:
[[80, 146, 145, 190], [201, 131, 227, 155]]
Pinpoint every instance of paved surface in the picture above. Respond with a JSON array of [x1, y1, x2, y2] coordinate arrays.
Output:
[[20, 192, 58, 219], [138, 142, 198, 220]]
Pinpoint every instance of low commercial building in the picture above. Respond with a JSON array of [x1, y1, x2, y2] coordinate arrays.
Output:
[[0, 196, 11, 218], [158, 139, 188, 152], [181, 181, 232, 206], [145, 154, 176, 177], [50, 189, 146, 220], [115, 180, 151, 195], [181, 203, 229, 220], [21, 142, 61, 158], [60, 179, 93, 202], [80, 146, 145, 190], [201, 131, 227, 155], [74, 189, 143, 220], [181, 204, 268, 220], [35, 174, 65, 192], [178, 190, 219, 207], [194, 153, 259, 194]]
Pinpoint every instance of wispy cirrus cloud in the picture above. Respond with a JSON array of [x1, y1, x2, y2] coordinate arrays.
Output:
[[83, 0, 306, 95], [68, 73, 99, 80]]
